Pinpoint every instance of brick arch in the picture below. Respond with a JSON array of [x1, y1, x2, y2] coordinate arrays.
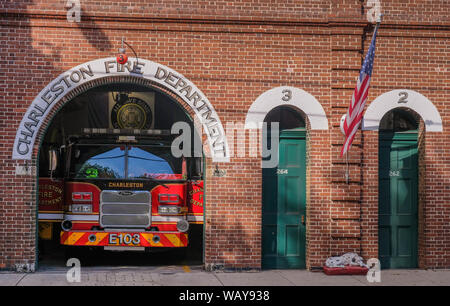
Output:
[[362, 89, 443, 132], [244, 86, 328, 130], [23, 71, 214, 270], [12, 57, 230, 162], [250, 87, 329, 270], [31, 75, 206, 160]]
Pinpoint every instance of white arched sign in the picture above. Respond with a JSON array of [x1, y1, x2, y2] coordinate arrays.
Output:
[[12, 57, 230, 162], [244, 86, 328, 130], [362, 89, 443, 132]]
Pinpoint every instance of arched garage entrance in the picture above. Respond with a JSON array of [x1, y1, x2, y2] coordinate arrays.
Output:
[[37, 78, 207, 266], [12, 58, 230, 269]]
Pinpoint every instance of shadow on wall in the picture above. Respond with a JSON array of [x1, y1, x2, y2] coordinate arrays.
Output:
[[0, 0, 113, 271], [206, 218, 256, 271], [422, 132, 450, 268], [1, 0, 62, 271], [77, 8, 112, 51]]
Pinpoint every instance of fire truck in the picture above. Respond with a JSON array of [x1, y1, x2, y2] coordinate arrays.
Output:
[[38, 128, 204, 254]]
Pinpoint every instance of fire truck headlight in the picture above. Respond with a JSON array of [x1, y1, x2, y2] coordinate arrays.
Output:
[[61, 220, 73, 231], [158, 205, 181, 215], [176, 220, 189, 233], [71, 204, 92, 213]]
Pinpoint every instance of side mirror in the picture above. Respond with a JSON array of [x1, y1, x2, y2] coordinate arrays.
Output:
[[194, 157, 203, 179], [48, 149, 58, 172]]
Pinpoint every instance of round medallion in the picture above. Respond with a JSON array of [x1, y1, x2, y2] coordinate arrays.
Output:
[[111, 97, 152, 129]]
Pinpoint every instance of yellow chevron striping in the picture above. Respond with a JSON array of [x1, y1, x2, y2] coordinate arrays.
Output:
[[165, 234, 182, 247], [141, 233, 164, 247], [85, 233, 109, 245], [67, 232, 85, 245]]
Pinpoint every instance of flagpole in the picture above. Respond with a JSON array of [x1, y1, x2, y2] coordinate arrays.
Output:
[[375, 13, 383, 31], [341, 13, 382, 184]]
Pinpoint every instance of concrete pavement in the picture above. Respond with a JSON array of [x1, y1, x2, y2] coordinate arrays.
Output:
[[0, 266, 449, 286]]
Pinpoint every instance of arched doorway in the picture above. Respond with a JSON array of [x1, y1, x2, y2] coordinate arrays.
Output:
[[261, 106, 307, 269], [37, 79, 205, 267], [378, 108, 419, 269]]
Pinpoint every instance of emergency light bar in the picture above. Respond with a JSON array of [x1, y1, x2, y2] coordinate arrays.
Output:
[[82, 128, 171, 136]]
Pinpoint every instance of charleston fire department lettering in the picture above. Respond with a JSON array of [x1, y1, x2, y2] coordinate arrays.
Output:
[[13, 58, 229, 162], [154, 66, 227, 158], [16, 65, 94, 155], [39, 184, 63, 206], [189, 187, 204, 207]]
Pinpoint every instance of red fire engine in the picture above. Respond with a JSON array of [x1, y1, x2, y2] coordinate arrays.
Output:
[[38, 128, 203, 253]]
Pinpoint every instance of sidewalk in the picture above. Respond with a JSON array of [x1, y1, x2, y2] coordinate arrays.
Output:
[[0, 266, 449, 286]]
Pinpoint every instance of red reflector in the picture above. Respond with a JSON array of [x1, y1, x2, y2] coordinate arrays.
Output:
[[159, 195, 169, 202], [169, 195, 179, 202], [82, 193, 92, 201], [72, 192, 92, 202]]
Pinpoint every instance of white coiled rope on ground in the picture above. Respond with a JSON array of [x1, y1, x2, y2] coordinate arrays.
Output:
[[325, 252, 368, 268]]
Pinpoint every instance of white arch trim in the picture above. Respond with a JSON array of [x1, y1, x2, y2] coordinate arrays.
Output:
[[12, 57, 230, 162], [362, 89, 443, 132], [245, 86, 328, 130]]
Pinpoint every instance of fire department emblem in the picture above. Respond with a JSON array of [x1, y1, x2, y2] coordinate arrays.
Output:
[[111, 96, 152, 129]]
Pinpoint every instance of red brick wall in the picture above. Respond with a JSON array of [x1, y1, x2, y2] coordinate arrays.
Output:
[[0, 1, 449, 270], [418, 120, 426, 268]]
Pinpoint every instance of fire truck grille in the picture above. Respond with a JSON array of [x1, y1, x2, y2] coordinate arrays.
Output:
[[100, 190, 151, 228]]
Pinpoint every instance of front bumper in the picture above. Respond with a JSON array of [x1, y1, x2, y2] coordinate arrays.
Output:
[[60, 231, 188, 247]]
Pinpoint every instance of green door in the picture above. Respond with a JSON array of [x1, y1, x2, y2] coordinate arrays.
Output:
[[379, 132, 418, 269], [262, 129, 306, 269]]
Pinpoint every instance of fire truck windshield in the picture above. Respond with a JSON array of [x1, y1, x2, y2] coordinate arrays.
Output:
[[70, 144, 184, 180]]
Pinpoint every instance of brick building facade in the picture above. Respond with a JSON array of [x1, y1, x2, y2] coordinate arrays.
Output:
[[0, 0, 448, 271]]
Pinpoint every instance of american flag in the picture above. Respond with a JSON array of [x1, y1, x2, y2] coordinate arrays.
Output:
[[341, 24, 379, 157]]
